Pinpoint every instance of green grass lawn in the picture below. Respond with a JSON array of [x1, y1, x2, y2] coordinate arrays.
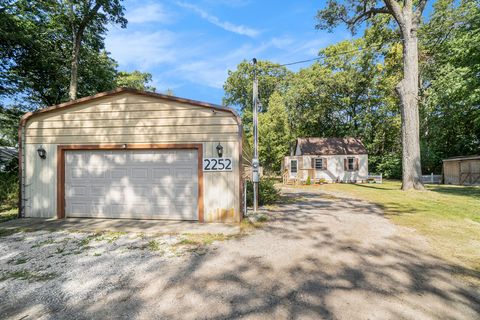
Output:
[[317, 181, 480, 273]]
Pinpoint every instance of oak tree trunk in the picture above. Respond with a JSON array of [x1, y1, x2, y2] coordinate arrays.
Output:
[[396, 12, 425, 191], [68, 33, 82, 101], [68, 2, 101, 101]]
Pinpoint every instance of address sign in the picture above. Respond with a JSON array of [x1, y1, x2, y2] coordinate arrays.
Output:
[[203, 158, 233, 172]]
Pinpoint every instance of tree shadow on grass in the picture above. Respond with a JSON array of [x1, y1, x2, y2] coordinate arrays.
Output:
[[428, 184, 480, 199]]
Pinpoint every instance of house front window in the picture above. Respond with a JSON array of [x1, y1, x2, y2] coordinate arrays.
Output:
[[315, 158, 324, 170], [291, 159, 297, 173], [347, 157, 358, 171]]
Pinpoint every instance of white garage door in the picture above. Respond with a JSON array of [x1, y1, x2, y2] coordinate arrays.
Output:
[[65, 149, 198, 220]]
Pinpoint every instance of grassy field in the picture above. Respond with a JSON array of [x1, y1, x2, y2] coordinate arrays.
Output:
[[317, 181, 480, 273]]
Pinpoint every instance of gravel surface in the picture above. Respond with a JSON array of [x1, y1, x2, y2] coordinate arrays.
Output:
[[1, 187, 479, 319]]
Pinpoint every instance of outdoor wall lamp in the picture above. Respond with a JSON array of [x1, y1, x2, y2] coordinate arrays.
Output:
[[216, 142, 223, 158], [37, 146, 47, 159]]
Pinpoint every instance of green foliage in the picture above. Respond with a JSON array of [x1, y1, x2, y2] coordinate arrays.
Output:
[[0, 171, 18, 211], [116, 71, 156, 92], [306, 176, 311, 185], [420, 0, 480, 169], [224, 1, 479, 178], [223, 59, 292, 133], [258, 92, 292, 173], [0, 105, 26, 146], [370, 153, 402, 179], [246, 179, 280, 207], [0, 0, 127, 107]]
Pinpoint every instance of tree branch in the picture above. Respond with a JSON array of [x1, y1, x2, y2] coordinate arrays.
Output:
[[405, 0, 413, 11], [383, 0, 405, 26], [415, 0, 428, 21], [349, 6, 392, 26]]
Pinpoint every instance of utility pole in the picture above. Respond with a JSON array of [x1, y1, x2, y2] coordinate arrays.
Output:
[[252, 58, 259, 212]]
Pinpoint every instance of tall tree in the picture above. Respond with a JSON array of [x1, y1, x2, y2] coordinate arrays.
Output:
[[223, 60, 291, 134], [316, 0, 428, 190], [63, 0, 127, 100], [420, 0, 480, 170], [116, 71, 156, 92], [0, 1, 125, 107], [258, 92, 292, 172], [282, 38, 403, 177]]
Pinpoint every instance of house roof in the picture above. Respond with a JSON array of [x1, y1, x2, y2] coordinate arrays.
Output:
[[0, 146, 18, 162], [442, 155, 480, 162], [19, 87, 241, 126], [295, 137, 367, 155]]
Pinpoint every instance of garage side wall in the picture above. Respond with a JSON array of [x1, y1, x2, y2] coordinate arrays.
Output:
[[23, 92, 241, 222]]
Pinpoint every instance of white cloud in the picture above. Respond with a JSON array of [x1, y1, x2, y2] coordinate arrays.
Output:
[[127, 3, 171, 24], [176, 2, 259, 37], [106, 30, 179, 68], [170, 43, 270, 89], [204, 0, 251, 7]]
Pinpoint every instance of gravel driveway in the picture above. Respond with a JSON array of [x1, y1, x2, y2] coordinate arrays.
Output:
[[1, 187, 479, 319]]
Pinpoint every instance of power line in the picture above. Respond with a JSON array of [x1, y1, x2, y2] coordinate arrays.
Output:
[[267, 42, 395, 69]]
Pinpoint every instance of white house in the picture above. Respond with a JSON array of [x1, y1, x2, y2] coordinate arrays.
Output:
[[283, 137, 368, 184]]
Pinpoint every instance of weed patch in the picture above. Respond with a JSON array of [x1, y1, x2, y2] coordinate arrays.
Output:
[[0, 270, 58, 282], [0, 227, 35, 238], [31, 238, 55, 248], [146, 240, 161, 251], [176, 233, 230, 247], [8, 257, 30, 265]]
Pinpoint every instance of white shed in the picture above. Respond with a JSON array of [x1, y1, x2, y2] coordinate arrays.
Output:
[[283, 137, 368, 184], [18, 88, 243, 223]]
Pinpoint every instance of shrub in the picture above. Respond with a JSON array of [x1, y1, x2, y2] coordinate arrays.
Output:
[[306, 176, 311, 185], [370, 154, 402, 179], [0, 170, 18, 209], [246, 178, 280, 206]]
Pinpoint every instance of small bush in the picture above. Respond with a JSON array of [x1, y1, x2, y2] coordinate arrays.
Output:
[[0, 171, 18, 210], [306, 176, 311, 185], [246, 178, 280, 206]]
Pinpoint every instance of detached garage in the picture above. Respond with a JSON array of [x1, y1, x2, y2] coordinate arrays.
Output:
[[19, 88, 243, 223]]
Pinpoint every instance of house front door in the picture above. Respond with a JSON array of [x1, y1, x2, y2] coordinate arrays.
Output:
[[290, 159, 298, 179]]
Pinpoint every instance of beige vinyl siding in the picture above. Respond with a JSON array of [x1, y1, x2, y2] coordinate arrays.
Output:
[[25, 94, 238, 144], [26, 117, 236, 129], [23, 92, 242, 222], [26, 134, 238, 144], [24, 144, 57, 218], [203, 141, 240, 222]]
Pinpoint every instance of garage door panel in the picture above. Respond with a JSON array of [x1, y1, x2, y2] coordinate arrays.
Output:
[[174, 186, 195, 196], [65, 149, 198, 220], [111, 168, 128, 178], [131, 167, 149, 179]]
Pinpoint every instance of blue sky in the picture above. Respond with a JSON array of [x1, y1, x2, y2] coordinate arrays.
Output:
[[105, 0, 353, 105]]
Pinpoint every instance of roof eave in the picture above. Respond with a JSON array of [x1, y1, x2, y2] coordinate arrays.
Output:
[[19, 87, 241, 127]]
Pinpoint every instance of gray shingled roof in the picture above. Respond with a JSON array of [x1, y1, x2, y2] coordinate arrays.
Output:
[[295, 137, 367, 155], [0, 146, 18, 163]]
